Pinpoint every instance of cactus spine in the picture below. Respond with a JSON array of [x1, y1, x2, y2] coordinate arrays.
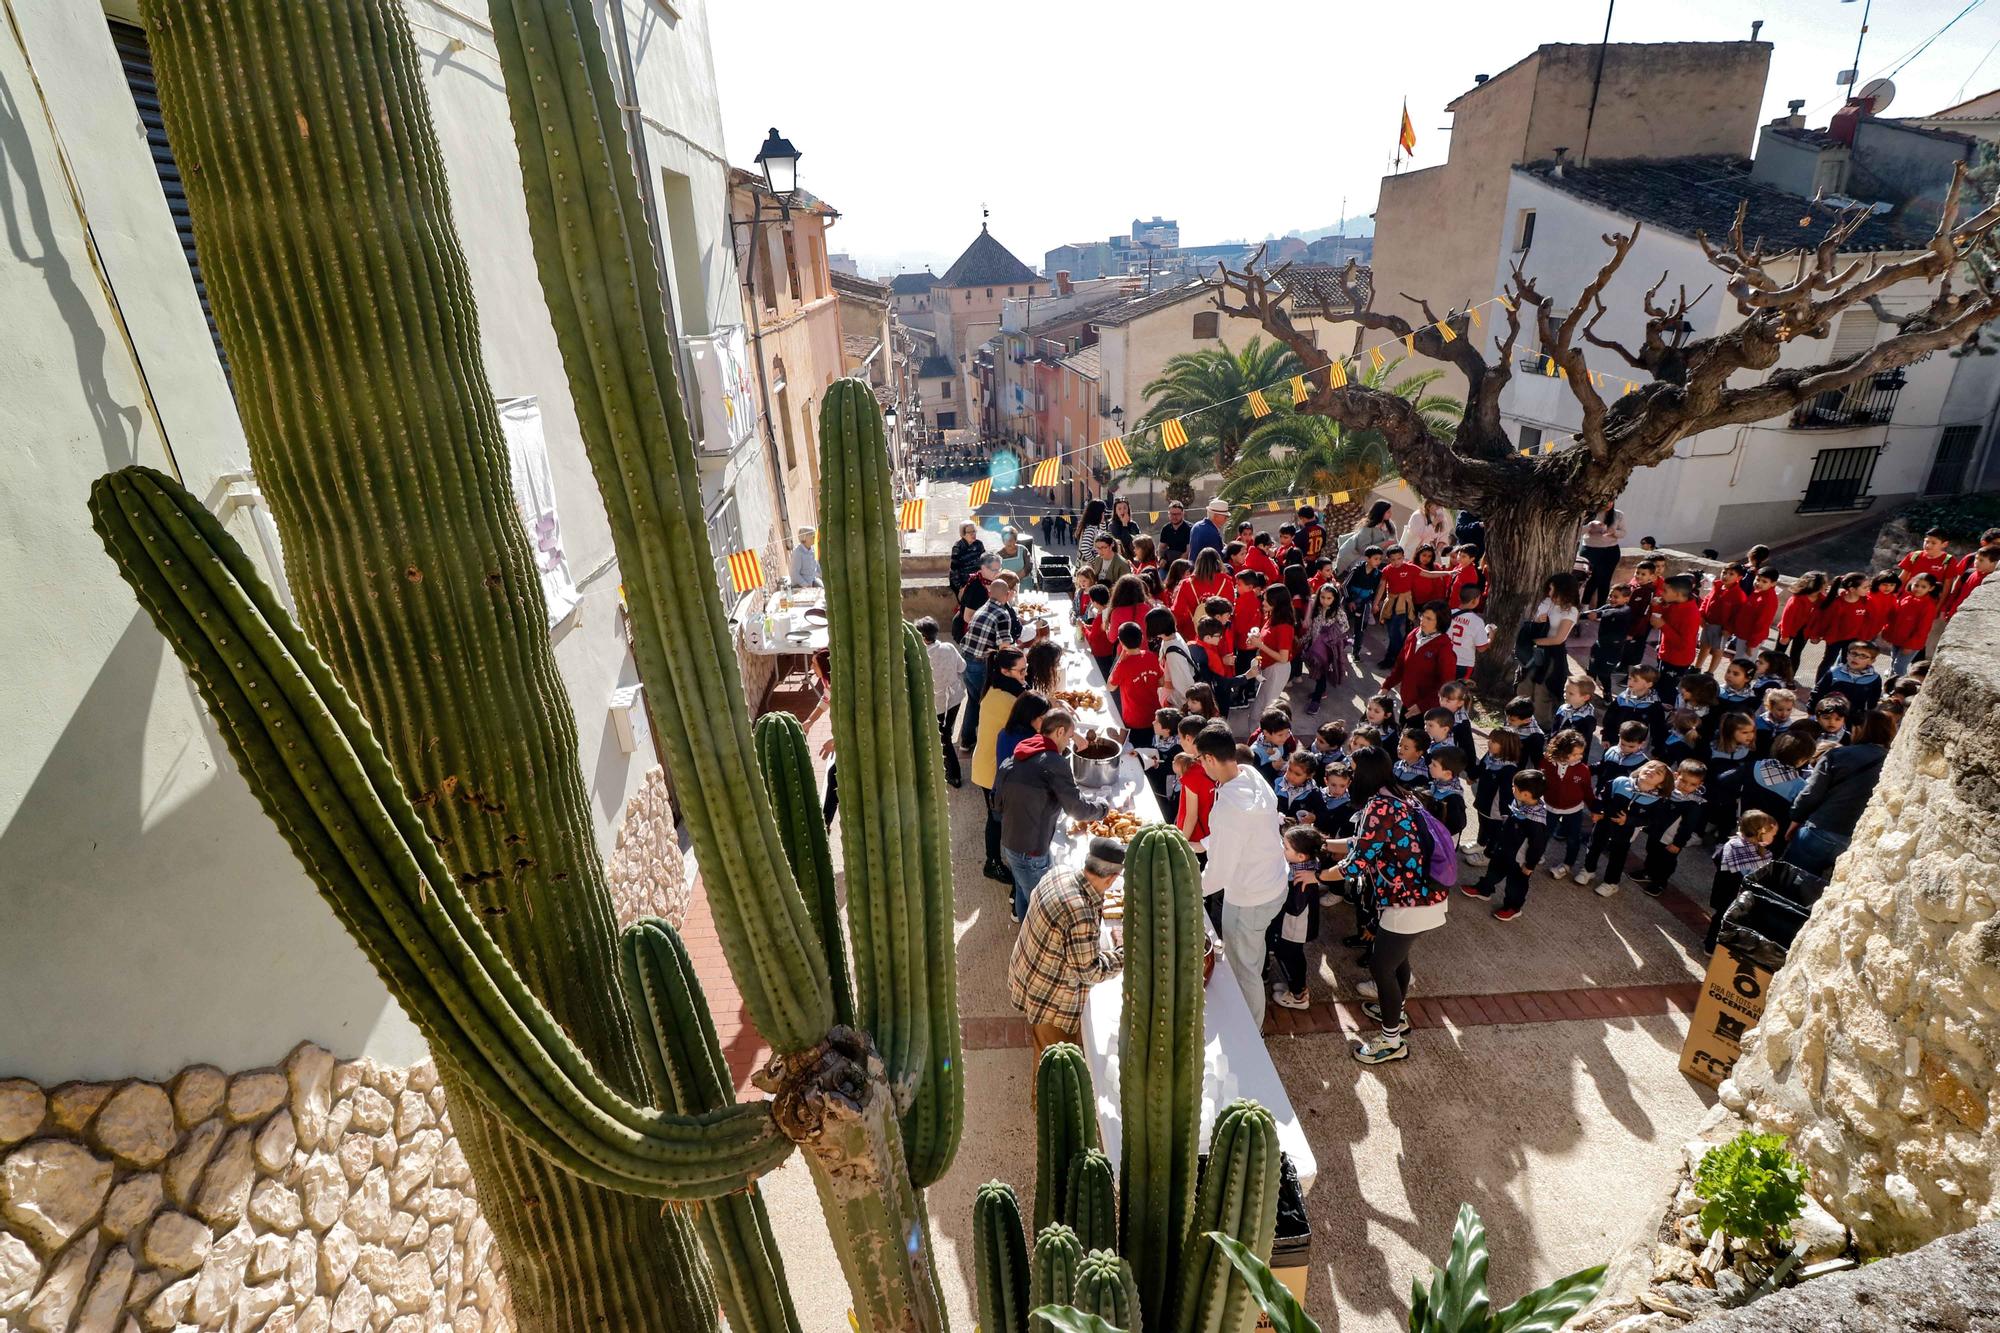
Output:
[[1029, 1224, 1084, 1330], [974, 1182, 1031, 1333], [135, 2, 716, 1324], [1072, 1251, 1143, 1332], [1118, 827, 1207, 1329], [1171, 1101, 1280, 1333], [1065, 1151, 1119, 1254], [1035, 1043, 1097, 1233], [753, 712, 854, 1027]]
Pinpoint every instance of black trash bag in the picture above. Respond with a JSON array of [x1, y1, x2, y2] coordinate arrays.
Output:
[[1747, 859, 1828, 910], [1717, 886, 1812, 972], [1190, 1150, 1311, 1265]]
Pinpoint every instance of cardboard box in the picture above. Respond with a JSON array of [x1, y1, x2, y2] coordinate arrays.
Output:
[[1680, 944, 1773, 1087], [1252, 1260, 1308, 1332]]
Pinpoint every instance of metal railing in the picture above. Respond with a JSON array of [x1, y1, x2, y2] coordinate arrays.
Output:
[[1790, 372, 1905, 429]]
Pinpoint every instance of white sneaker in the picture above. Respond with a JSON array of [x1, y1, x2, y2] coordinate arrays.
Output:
[[1354, 976, 1412, 1002], [1318, 890, 1342, 908], [1573, 868, 1596, 887], [1273, 989, 1312, 1011], [1594, 880, 1621, 898], [1550, 864, 1571, 881], [1461, 848, 1488, 867]]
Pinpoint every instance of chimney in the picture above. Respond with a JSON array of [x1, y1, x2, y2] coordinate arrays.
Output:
[[1751, 19, 1764, 41], [1473, 73, 1489, 85], [1773, 98, 1807, 130], [1551, 146, 1570, 178], [1056, 270, 1073, 296]]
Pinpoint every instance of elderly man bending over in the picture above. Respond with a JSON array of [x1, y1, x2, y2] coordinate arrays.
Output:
[[1008, 837, 1127, 1085]]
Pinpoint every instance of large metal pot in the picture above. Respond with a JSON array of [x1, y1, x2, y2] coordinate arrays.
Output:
[[1071, 739, 1123, 787]]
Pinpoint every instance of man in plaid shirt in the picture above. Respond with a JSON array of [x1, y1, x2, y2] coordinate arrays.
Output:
[[957, 575, 1032, 749], [1008, 838, 1126, 1070]]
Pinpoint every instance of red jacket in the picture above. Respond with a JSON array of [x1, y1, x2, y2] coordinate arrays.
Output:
[[1654, 599, 1702, 668], [1946, 567, 1987, 619], [1232, 585, 1266, 639], [1816, 594, 1874, 644], [1700, 579, 1747, 628], [1241, 548, 1281, 582], [1884, 592, 1939, 652], [1864, 589, 1897, 641], [1899, 549, 1952, 587], [1171, 572, 1232, 639], [1540, 757, 1596, 813], [1383, 630, 1456, 713], [1732, 584, 1780, 647], [1777, 590, 1822, 642]]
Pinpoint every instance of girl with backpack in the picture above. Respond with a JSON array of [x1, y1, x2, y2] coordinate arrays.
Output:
[[1318, 746, 1452, 1066]]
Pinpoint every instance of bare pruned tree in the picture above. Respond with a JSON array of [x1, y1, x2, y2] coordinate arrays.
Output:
[[1213, 161, 2000, 697]]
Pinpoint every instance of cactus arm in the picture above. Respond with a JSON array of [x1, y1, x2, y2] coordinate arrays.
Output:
[[1035, 1043, 1097, 1233], [619, 921, 805, 1333], [1030, 1224, 1085, 1333], [753, 712, 854, 1028], [484, 0, 832, 1053], [974, 1182, 1032, 1333], [819, 381, 931, 1099], [1171, 1100, 1279, 1333], [899, 621, 963, 1185], [1064, 1151, 1119, 1254], [1117, 826, 1206, 1330], [1071, 1251, 1142, 1333], [90, 469, 790, 1196]]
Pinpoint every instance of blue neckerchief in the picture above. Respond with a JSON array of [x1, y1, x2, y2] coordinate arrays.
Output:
[[1555, 703, 1595, 729], [1614, 688, 1658, 708], [1274, 775, 1313, 803], [1672, 786, 1706, 805], [1508, 798, 1548, 824], [1609, 748, 1648, 769], [1612, 775, 1663, 805], [1720, 684, 1756, 705], [1429, 779, 1459, 803], [1320, 791, 1351, 812], [1713, 744, 1750, 761], [1829, 662, 1879, 685], [1482, 754, 1515, 771], [1453, 706, 1470, 725], [1251, 736, 1290, 763], [1508, 719, 1544, 739], [1393, 758, 1428, 784], [1684, 704, 1710, 719], [1751, 674, 1787, 693], [1754, 709, 1792, 731], [1424, 736, 1457, 759], [1754, 760, 1806, 799]]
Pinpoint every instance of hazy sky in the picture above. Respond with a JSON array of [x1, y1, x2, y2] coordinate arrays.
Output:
[[707, 0, 2000, 278]]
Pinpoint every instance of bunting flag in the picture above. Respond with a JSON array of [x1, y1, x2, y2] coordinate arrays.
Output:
[[1161, 417, 1189, 451], [1247, 388, 1272, 419], [1469, 306, 1484, 328], [1290, 375, 1309, 405], [898, 499, 925, 531], [1331, 491, 1350, 504], [1496, 293, 1515, 312], [1624, 381, 1638, 395], [1369, 346, 1387, 372], [1031, 457, 1060, 488], [726, 548, 763, 595], [1438, 320, 1458, 343], [1543, 441, 1557, 454], [1557, 364, 1569, 381], [1148, 511, 1159, 522], [1327, 360, 1349, 389], [1101, 436, 1132, 469], [967, 477, 992, 508], [1266, 501, 1281, 513], [1403, 333, 1416, 356]]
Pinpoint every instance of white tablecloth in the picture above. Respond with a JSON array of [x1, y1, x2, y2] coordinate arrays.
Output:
[[1034, 600, 1318, 1194]]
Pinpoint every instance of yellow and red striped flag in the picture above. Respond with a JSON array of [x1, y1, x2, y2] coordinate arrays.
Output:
[[1327, 360, 1349, 389], [725, 548, 763, 595], [967, 477, 992, 508], [1101, 436, 1132, 469], [1497, 293, 1515, 312], [1543, 440, 1557, 454], [1469, 304, 1484, 328], [1369, 346, 1387, 372], [1623, 380, 1638, 395], [898, 499, 925, 531], [1403, 333, 1416, 356], [1290, 375, 1309, 405], [1247, 388, 1272, 419], [1398, 100, 1417, 157], [1161, 417, 1189, 451], [1438, 320, 1458, 343], [1031, 456, 1060, 488]]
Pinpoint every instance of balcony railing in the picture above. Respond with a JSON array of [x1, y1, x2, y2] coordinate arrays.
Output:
[[1790, 372, 1906, 429]]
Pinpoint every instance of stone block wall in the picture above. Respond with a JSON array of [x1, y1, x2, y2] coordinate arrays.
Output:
[[1722, 582, 2000, 1252], [0, 1044, 509, 1332]]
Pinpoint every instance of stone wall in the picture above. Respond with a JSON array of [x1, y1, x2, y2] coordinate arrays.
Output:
[[604, 767, 690, 932], [0, 1044, 508, 1332], [1721, 581, 2000, 1252]]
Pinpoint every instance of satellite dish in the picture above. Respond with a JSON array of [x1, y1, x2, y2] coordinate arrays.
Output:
[[1858, 77, 1897, 113]]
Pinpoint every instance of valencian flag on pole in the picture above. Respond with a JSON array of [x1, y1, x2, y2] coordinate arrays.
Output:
[[726, 548, 763, 595], [1398, 100, 1417, 159]]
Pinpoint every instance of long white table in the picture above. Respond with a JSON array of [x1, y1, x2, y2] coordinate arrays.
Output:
[[1034, 600, 1318, 1194]]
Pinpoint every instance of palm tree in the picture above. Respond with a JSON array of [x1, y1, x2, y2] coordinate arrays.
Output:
[[1129, 337, 1306, 485], [1220, 358, 1461, 515]]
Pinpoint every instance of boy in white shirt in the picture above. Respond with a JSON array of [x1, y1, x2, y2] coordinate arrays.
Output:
[[917, 618, 967, 788], [1445, 585, 1490, 679]]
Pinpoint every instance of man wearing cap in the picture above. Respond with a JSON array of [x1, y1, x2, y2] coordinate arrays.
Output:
[[1188, 498, 1230, 565], [1008, 838, 1127, 1073], [788, 527, 822, 587], [1158, 501, 1192, 564]]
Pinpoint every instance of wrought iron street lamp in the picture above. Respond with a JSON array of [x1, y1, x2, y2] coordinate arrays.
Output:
[[754, 128, 799, 202]]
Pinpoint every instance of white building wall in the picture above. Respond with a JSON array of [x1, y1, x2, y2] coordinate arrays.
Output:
[[1492, 171, 2000, 554], [1, 0, 741, 1080]]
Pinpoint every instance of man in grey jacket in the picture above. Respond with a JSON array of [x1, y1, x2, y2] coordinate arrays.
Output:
[[996, 710, 1107, 922]]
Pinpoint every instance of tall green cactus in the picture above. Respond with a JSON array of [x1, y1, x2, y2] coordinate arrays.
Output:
[[135, 2, 717, 1325], [753, 712, 853, 1027], [1036, 1043, 1098, 1234], [1072, 1251, 1143, 1333], [1118, 827, 1207, 1329], [1172, 1101, 1280, 1333], [1030, 1224, 1085, 1331], [1066, 1151, 1119, 1254], [974, 1182, 1032, 1333]]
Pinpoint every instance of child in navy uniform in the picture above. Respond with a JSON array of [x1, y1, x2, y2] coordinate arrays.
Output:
[[1426, 745, 1470, 847], [1752, 688, 1798, 757], [1421, 706, 1464, 769], [1636, 760, 1708, 897], [1702, 714, 1756, 840], [1717, 657, 1758, 713], [1704, 810, 1779, 954], [1540, 729, 1596, 879], [1464, 769, 1551, 920], [1502, 697, 1546, 769], [1392, 730, 1430, 787], [1595, 720, 1653, 797], [1578, 759, 1670, 896], [1362, 693, 1402, 756], [1273, 826, 1325, 1010], [1601, 663, 1667, 750], [1466, 728, 1523, 868], [1583, 583, 1636, 696], [1813, 641, 1885, 716], [1662, 710, 1707, 767], [1439, 680, 1478, 768], [1552, 677, 1602, 762], [1749, 650, 1794, 706], [1316, 760, 1357, 839], [1273, 751, 1324, 823]]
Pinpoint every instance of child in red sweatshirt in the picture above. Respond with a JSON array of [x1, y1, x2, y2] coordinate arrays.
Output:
[[1696, 563, 1749, 674], [1729, 567, 1781, 656], [1884, 573, 1941, 677], [1651, 574, 1703, 694], [1814, 574, 1876, 684]]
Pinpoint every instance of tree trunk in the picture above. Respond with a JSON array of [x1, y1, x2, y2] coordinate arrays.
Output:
[[1471, 492, 1589, 704]]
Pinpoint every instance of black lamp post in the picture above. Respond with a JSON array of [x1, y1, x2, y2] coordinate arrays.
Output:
[[754, 127, 800, 208], [734, 128, 804, 534]]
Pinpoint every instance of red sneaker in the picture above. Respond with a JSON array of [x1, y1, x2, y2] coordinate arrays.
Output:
[[1493, 906, 1523, 922]]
